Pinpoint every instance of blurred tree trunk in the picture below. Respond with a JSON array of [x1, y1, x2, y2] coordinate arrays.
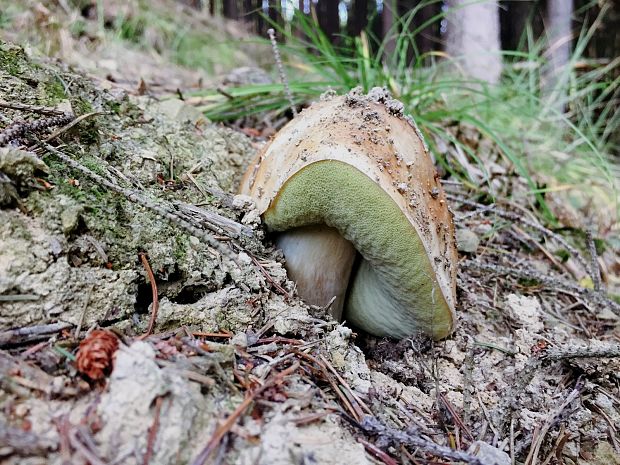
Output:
[[243, 0, 255, 32], [542, 0, 573, 106], [382, 0, 397, 57], [223, 0, 239, 19], [445, 0, 502, 84], [317, 0, 340, 42], [268, 0, 283, 33], [294, 0, 307, 40], [178, 0, 205, 10], [347, 0, 369, 37], [500, 0, 534, 50], [398, 0, 441, 62]]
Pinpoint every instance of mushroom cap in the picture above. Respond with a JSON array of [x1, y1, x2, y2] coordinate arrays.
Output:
[[240, 89, 457, 339]]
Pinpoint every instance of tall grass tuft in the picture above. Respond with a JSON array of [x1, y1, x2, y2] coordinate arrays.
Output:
[[195, 2, 618, 225]]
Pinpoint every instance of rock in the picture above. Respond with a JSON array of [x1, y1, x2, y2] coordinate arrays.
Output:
[[456, 228, 480, 253], [238, 412, 371, 465], [467, 441, 511, 465], [97, 341, 202, 465], [223, 66, 272, 87], [154, 98, 208, 125]]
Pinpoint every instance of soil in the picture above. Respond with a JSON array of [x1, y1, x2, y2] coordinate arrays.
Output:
[[0, 8, 619, 465]]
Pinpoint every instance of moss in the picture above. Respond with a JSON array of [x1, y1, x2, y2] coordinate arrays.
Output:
[[0, 41, 28, 76], [71, 98, 100, 144], [106, 100, 122, 115], [38, 76, 67, 105], [79, 156, 108, 177], [173, 236, 188, 263], [74, 97, 94, 115]]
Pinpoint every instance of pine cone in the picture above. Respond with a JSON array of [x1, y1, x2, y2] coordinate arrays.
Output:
[[76, 330, 119, 380]]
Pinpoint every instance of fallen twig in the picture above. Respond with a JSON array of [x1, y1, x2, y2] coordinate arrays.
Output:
[[0, 100, 66, 115], [584, 227, 602, 292], [541, 341, 620, 360], [143, 395, 164, 465], [524, 381, 583, 465], [319, 353, 372, 416], [461, 259, 620, 317], [294, 350, 362, 422], [438, 392, 475, 442], [190, 362, 300, 465], [37, 141, 244, 257], [248, 252, 290, 299], [447, 193, 591, 276], [43, 111, 105, 142], [0, 322, 73, 347], [0, 114, 74, 146], [68, 426, 107, 465], [139, 253, 160, 338], [358, 437, 399, 465], [345, 415, 486, 465]]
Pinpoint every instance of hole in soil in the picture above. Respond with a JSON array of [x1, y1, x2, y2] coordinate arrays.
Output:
[[171, 284, 215, 304], [134, 280, 154, 314]]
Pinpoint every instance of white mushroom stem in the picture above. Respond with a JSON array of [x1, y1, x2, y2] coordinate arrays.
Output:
[[275, 225, 357, 320]]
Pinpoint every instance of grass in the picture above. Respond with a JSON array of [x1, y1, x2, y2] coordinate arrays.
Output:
[[194, 2, 619, 226]]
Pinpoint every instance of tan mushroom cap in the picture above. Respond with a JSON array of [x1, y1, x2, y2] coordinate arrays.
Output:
[[240, 88, 457, 339]]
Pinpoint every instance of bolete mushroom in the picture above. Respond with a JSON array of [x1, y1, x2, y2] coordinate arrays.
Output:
[[240, 88, 457, 340]]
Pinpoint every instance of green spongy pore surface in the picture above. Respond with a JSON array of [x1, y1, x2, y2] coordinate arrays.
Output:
[[264, 160, 453, 339]]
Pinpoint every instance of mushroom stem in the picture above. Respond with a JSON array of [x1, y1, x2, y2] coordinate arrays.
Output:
[[275, 225, 357, 320]]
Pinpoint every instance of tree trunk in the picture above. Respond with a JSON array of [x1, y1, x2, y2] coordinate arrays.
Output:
[[445, 0, 502, 84], [398, 0, 441, 63], [242, 0, 255, 32], [317, 0, 340, 43], [268, 0, 284, 33], [382, 0, 397, 58], [223, 0, 239, 20], [499, 0, 543, 51], [347, 0, 369, 37], [542, 0, 573, 104]]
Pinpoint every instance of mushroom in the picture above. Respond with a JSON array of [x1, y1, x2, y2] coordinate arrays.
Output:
[[240, 88, 457, 340]]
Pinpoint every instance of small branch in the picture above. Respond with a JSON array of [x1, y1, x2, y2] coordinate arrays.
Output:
[[68, 427, 107, 465], [248, 252, 290, 299], [461, 259, 620, 317], [37, 141, 245, 257], [43, 111, 105, 142], [190, 362, 300, 465], [267, 28, 297, 117], [139, 253, 160, 338], [358, 438, 399, 465], [346, 415, 486, 465], [524, 382, 583, 465], [447, 193, 591, 276], [0, 322, 73, 347], [0, 100, 66, 115], [492, 357, 542, 436], [0, 114, 74, 146], [143, 395, 164, 465], [584, 227, 602, 292], [541, 342, 620, 361]]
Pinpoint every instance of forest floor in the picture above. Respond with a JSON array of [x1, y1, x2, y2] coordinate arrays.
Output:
[[0, 2, 619, 465]]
